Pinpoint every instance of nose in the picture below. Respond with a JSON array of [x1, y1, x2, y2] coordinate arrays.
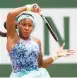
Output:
[[25, 25, 29, 30]]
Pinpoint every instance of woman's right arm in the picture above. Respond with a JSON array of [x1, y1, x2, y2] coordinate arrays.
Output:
[[6, 6, 27, 38], [6, 3, 41, 38]]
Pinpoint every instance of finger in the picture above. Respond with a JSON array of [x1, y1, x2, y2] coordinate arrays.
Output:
[[61, 43, 65, 48], [63, 53, 74, 57], [67, 52, 74, 54], [68, 51, 75, 54], [67, 51, 75, 54], [32, 3, 39, 9], [66, 52, 75, 56], [37, 8, 41, 12], [64, 50, 75, 54], [67, 50, 75, 52], [62, 50, 74, 56], [66, 54, 74, 57]]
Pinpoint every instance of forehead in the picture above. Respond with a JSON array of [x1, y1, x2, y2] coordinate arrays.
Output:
[[20, 18, 33, 23]]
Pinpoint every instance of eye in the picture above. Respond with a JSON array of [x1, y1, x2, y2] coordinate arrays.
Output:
[[21, 23, 26, 27], [28, 24, 32, 27]]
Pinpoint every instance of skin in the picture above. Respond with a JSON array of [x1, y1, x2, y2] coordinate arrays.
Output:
[[6, 4, 74, 68], [7, 16, 53, 67], [17, 18, 34, 40]]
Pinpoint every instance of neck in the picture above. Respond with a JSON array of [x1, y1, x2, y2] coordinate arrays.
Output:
[[19, 34, 31, 40]]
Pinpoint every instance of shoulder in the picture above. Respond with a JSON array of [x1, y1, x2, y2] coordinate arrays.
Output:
[[32, 36, 41, 46]]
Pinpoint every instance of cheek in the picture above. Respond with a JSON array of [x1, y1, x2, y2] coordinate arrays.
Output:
[[19, 27, 24, 33], [30, 27, 34, 32], [19, 25, 24, 30]]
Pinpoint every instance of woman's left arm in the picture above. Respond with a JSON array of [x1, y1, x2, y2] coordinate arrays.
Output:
[[38, 40, 54, 68], [38, 41, 75, 68]]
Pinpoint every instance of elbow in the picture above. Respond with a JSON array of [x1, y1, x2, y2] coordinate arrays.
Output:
[[38, 64, 42, 68], [42, 64, 48, 68], [38, 62, 43, 68], [6, 12, 15, 24], [38, 63, 48, 68], [39, 64, 48, 68], [7, 12, 15, 19], [41, 61, 51, 68]]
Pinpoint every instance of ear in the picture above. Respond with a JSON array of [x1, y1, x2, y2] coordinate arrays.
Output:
[[16, 23, 19, 29]]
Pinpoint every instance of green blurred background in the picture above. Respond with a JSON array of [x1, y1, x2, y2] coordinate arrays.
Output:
[[0, 0, 77, 77]]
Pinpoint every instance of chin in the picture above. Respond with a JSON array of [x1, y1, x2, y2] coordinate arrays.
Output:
[[23, 35, 30, 39]]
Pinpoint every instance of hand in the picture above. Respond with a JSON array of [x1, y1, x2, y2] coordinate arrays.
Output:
[[57, 43, 75, 57], [31, 3, 41, 15]]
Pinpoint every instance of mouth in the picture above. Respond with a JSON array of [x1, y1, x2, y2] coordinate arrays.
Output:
[[23, 32, 29, 35]]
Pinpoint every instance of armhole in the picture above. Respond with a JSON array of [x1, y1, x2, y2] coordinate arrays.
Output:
[[31, 36, 41, 50]]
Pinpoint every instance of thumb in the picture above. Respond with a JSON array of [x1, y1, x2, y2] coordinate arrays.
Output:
[[61, 43, 65, 49]]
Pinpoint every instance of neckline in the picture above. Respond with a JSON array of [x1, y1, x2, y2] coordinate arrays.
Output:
[[9, 36, 34, 54], [20, 36, 32, 41]]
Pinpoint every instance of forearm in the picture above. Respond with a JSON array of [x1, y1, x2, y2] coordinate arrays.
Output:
[[8, 6, 27, 18], [6, 5, 28, 33], [42, 57, 54, 68]]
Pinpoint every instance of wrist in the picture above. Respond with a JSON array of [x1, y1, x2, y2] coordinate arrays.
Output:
[[26, 4, 32, 11], [52, 54, 59, 61]]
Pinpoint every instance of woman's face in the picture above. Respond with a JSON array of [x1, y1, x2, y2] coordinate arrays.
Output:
[[18, 18, 34, 39]]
